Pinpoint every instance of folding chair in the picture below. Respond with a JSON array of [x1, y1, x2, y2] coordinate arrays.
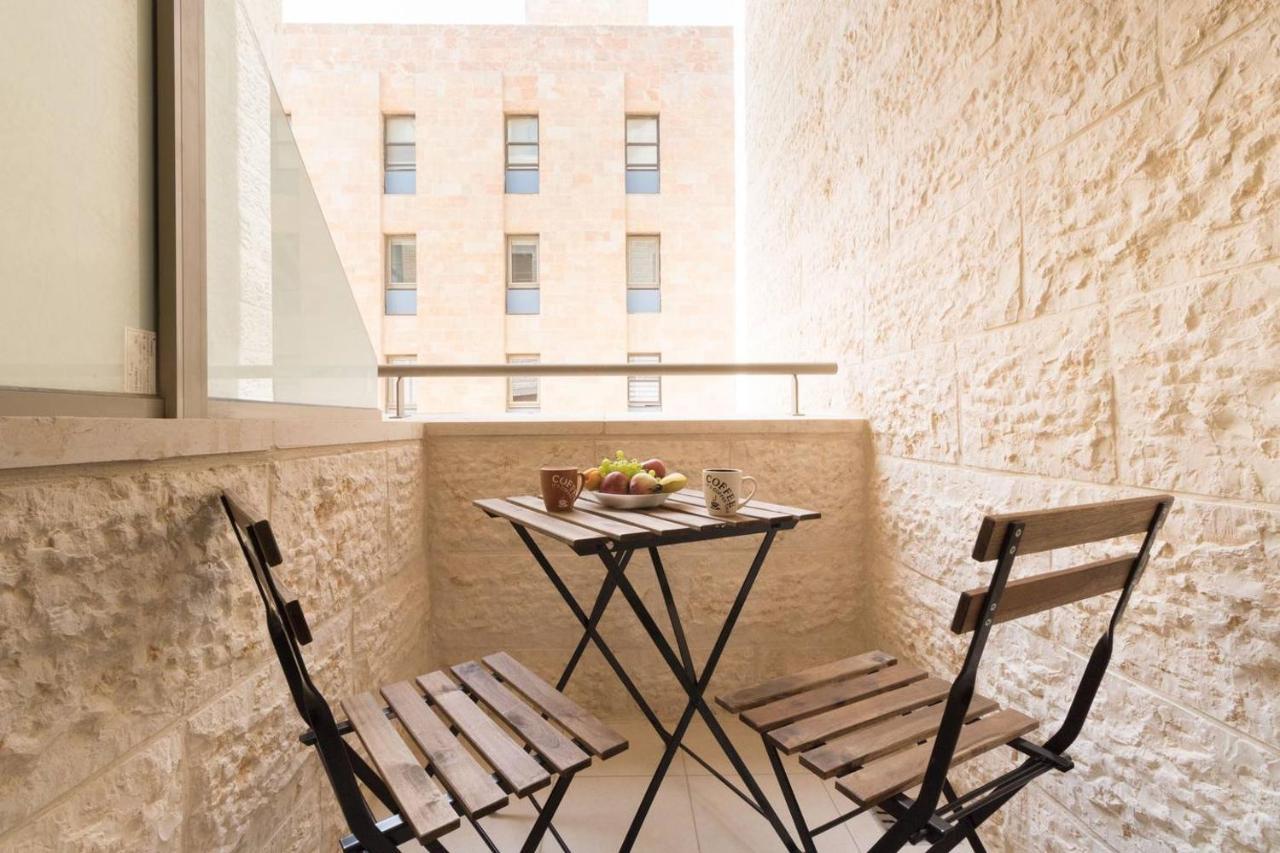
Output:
[[221, 492, 628, 852], [715, 494, 1174, 852]]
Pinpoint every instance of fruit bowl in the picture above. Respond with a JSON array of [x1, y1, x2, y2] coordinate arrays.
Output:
[[594, 492, 672, 509]]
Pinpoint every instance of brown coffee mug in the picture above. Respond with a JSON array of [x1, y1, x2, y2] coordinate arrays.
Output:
[[541, 467, 584, 512]]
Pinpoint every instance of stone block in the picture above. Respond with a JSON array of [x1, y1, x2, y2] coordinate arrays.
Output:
[[856, 343, 960, 464], [387, 444, 427, 567], [957, 308, 1116, 482], [1163, 0, 1278, 67], [1112, 268, 1280, 503], [352, 564, 431, 691], [269, 450, 389, 614], [0, 463, 268, 832], [0, 731, 184, 853], [183, 614, 350, 852]]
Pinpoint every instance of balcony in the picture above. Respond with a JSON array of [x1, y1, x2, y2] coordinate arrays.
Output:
[[1, 0, 1276, 851]]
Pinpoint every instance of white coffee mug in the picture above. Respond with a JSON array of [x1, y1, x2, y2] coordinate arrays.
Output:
[[703, 468, 758, 517]]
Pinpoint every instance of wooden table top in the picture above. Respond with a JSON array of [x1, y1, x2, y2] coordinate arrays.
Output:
[[475, 489, 821, 555]]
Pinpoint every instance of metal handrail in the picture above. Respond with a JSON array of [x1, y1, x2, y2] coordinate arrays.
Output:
[[377, 362, 838, 419]]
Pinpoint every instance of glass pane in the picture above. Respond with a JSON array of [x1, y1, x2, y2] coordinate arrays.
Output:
[[388, 238, 417, 284], [505, 169, 539, 194], [506, 288, 540, 315], [509, 241, 538, 283], [506, 116, 538, 143], [626, 289, 661, 313], [206, 1, 377, 408], [385, 143, 415, 167], [385, 115, 415, 143], [507, 144, 538, 167], [0, 1, 156, 393], [384, 289, 418, 315], [627, 144, 658, 167], [627, 237, 659, 285], [626, 170, 660, 193], [626, 117, 658, 143], [385, 169, 416, 194]]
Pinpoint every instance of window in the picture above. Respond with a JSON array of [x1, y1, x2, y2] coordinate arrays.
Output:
[[628, 353, 661, 412], [384, 115, 416, 194], [626, 235, 660, 313], [506, 236, 540, 314], [626, 116, 659, 193], [507, 354, 539, 410], [385, 236, 417, 315], [505, 115, 539, 194], [385, 355, 417, 414]]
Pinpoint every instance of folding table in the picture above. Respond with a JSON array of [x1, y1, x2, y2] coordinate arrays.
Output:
[[475, 488, 821, 852]]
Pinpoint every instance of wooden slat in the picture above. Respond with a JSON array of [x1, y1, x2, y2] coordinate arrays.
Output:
[[717, 651, 897, 713], [483, 652, 628, 758], [677, 488, 821, 520], [417, 671, 550, 796], [507, 495, 653, 543], [636, 494, 762, 526], [972, 495, 1171, 561], [768, 677, 952, 754], [951, 553, 1138, 633], [666, 491, 796, 523], [836, 709, 1038, 806], [381, 681, 508, 818], [564, 499, 689, 534], [340, 692, 459, 841], [473, 498, 609, 553], [578, 491, 732, 531], [800, 694, 1000, 778], [742, 664, 928, 732], [451, 661, 591, 775]]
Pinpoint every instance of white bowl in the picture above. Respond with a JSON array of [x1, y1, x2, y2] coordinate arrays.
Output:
[[593, 491, 672, 509]]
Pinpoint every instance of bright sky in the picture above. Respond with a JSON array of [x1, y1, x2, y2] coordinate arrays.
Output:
[[281, 0, 738, 26]]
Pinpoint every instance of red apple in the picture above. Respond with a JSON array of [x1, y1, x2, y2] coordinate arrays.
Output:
[[641, 458, 667, 478], [600, 471, 630, 494], [630, 472, 662, 494]]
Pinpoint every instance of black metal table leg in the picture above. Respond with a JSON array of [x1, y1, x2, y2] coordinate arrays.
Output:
[[556, 548, 634, 689], [598, 536, 801, 853]]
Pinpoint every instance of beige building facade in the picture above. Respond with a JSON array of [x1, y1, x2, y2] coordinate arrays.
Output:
[[278, 10, 735, 416]]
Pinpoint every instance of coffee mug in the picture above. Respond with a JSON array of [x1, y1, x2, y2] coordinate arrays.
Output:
[[541, 467, 584, 512], [703, 468, 758, 517]]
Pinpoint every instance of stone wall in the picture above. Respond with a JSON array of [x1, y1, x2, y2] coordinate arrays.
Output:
[[421, 418, 869, 719], [0, 419, 429, 852], [741, 0, 1279, 850]]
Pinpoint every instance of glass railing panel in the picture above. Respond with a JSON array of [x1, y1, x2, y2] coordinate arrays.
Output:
[[0, 1, 157, 395], [204, 0, 376, 409]]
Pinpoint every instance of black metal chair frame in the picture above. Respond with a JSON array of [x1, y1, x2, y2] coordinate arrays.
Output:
[[221, 494, 579, 853], [753, 497, 1172, 853]]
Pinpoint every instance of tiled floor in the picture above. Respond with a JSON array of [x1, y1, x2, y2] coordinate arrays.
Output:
[[435, 714, 975, 852]]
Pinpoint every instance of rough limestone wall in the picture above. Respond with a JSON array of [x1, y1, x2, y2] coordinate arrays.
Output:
[[0, 435, 429, 852], [742, 0, 1278, 850], [423, 420, 869, 719]]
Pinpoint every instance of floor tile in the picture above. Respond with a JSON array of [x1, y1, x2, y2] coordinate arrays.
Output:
[[584, 717, 688, 777], [434, 796, 544, 852], [549, 775, 700, 852], [679, 712, 808, 778], [689, 773, 860, 852]]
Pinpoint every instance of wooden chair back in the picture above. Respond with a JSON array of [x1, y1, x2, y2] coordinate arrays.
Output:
[[952, 494, 1173, 634], [897, 494, 1173, 832]]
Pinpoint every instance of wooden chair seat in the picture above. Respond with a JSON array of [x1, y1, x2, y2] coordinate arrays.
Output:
[[716, 650, 1037, 808], [335, 651, 627, 844]]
